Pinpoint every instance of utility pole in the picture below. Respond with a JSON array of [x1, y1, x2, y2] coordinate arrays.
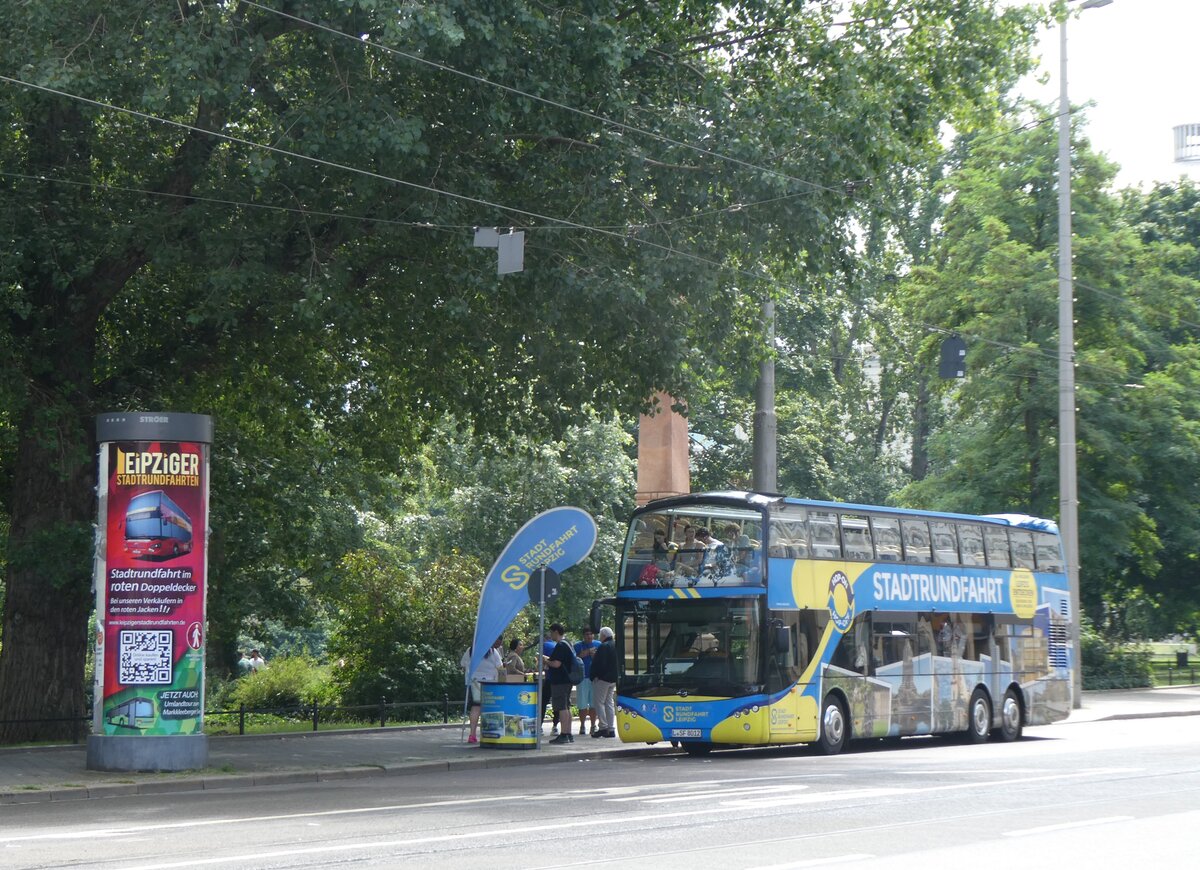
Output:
[[1059, 0, 1111, 709], [752, 299, 777, 493]]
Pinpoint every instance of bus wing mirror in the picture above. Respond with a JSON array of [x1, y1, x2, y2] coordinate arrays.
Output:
[[590, 597, 616, 634]]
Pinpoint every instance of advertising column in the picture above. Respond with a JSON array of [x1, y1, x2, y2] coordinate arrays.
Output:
[[87, 412, 213, 772]]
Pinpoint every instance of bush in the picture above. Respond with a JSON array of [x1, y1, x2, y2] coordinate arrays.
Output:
[[327, 549, 485, 707], [223, 656, 338, 712], [1081, 621, 1154, 689]]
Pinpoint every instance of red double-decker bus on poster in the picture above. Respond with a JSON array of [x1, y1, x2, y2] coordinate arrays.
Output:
[[124, 489, 194, 560]]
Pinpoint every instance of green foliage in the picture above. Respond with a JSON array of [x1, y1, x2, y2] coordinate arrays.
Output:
[[1080, 620, 1153, 690], [326, 413, 633, 705], [0, 0, 1051, 735], [326, 548, 484, 706], [896, 112, 1200, 633], [221, 656, 339, 712]]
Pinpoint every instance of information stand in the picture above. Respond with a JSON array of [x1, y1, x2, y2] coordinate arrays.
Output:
[[478, 680, 538, 749]]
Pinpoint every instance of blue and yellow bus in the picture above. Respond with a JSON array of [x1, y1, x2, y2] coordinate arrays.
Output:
[[606, 491, 1072, 755]]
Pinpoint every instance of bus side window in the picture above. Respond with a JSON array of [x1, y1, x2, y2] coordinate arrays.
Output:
[[810, 511, 841, 560], [840, 514, 873, 560], [871, 516, 902, 561], [1010, 531, 1035, 569], [901, 519, 931, 563], [984, 526, 1011, 568], [769, 511, 807, 558], [958, 524, 985, 567], [1034, 531, 1064, 572], [930, 521, 959, 565]]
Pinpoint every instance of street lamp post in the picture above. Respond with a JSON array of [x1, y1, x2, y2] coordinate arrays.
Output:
[[1059, 0, 1111, 709]]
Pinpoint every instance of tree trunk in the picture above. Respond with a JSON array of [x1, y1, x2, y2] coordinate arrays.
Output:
[[0, 390, 96, 743]]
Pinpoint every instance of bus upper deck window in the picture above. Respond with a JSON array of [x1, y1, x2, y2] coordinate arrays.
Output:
[[901, 520, 931, 563], [984, 527, 1011, 568], [871, 516, 901, 561]]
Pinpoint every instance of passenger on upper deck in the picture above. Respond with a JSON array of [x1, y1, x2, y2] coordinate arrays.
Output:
[[693, 527, 734, 585], [732, 533, 761, 583], [673, 524, 703, 576], [651, 528, 674, 568]]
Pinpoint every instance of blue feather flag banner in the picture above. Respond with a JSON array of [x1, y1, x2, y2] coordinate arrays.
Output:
[[466, 507, 598, 683]]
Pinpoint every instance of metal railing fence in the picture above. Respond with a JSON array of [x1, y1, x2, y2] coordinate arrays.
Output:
[[0, 695, 461, 744]]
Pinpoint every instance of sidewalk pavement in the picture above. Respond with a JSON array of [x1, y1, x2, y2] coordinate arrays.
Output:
[[3, 685, 1199, 805]]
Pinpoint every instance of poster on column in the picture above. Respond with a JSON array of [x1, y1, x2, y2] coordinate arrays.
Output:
[[100, 440, 207, 736]]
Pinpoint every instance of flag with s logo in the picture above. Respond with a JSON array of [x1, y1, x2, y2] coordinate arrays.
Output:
[[466, 507, 597, 684]]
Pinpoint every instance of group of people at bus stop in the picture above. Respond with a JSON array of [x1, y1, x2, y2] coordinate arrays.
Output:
[[460, 623, 618, 744]]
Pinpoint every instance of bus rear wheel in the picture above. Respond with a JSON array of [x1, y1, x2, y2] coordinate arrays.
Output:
[[966, 688, 991, 744], [996, 689, 1023, 742], [816, 694, 848, 755]]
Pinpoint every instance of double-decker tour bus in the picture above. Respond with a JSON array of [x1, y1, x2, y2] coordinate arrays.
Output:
[[124, 490, 194, 559], [603, 491, 1072, 755]]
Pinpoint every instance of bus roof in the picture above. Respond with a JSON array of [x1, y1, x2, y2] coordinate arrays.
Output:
[[635, 491, 1059, 534]]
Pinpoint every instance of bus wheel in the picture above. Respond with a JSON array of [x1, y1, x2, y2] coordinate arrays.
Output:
[[996, 689, 1023, 742], [683, 742, 712, 756], [816, 694, 848, 755], [966, 689, 991, 744]]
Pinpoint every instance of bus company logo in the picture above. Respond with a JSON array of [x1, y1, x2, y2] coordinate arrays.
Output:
[[499, 564, 529, 591], [828, 571, 855, 632], [115, 447, 201, 487], [663, 706, 674, 723]]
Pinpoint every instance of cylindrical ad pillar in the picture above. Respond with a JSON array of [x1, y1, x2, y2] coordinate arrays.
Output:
[[88, 412, 213, 772]]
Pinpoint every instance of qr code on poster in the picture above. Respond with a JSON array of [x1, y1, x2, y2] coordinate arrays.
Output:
[[118, 630, 173, 685]]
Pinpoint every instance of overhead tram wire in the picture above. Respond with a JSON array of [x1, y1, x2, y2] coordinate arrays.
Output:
[[1, 137, 1160, 395], [1074, 279, 1200, 335], [0, 165, 821, 241], [3, 130, 1162, 390], [3, 97, 1170, 383], [0, 74, 792, 294], [0, 169, 472, 233]]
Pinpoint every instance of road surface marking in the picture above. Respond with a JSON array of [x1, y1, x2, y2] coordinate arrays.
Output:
[[1004, 816, 1134, 837], [745, 857, 874, 869]]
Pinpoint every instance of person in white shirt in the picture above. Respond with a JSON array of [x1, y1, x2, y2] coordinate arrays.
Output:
[[460, 638, 503, 743]]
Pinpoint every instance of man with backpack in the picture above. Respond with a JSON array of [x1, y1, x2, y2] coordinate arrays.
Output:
[[543, 623, 577, 744]]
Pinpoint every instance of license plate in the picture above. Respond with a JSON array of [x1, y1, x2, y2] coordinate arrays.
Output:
[[672, 729, 702, 738]]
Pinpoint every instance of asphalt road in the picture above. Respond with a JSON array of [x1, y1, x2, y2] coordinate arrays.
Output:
[[2, 715, 1198, 869]]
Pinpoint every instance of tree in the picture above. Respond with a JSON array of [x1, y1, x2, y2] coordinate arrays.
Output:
[[898, 109, 1200, 631], [0, 0, 1042, 740], [326, 414, 634, 704]]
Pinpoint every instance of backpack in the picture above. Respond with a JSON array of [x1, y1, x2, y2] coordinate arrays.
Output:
[[566, 648, 585, 685]]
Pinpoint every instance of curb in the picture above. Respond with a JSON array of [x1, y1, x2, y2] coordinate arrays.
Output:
[[0, 744, 677, 805]]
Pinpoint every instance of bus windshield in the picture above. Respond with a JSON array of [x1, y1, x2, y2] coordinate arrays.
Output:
[[621, 502, 764, 588], [618, 598, 762, 698]]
